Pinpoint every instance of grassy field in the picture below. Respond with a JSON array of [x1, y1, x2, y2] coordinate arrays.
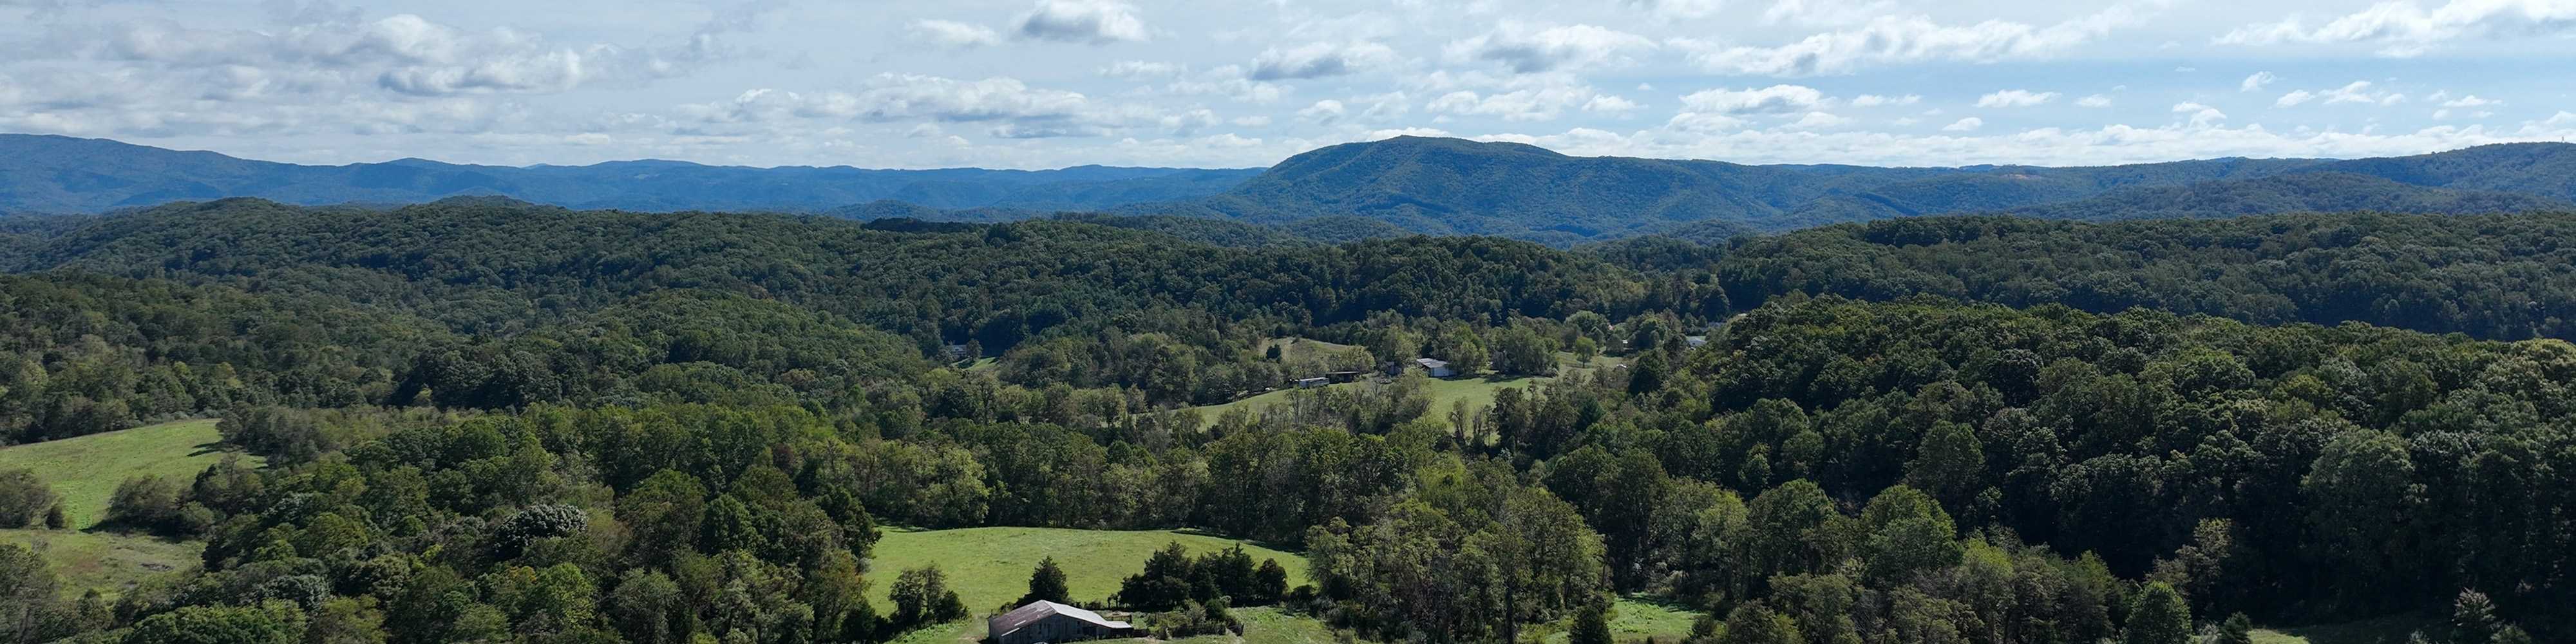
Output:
[[867, 527, 1309, 612], [1532, 596, 1704, 644], [0, 529, 201, 595], [1189, 352, 1624, 426], [0, 419, 259, 529], [2249, 615, 2430, 644]]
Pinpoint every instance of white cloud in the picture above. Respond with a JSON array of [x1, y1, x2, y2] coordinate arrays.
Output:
[[1976, 90, 2058, 108], [1427, 82, 1610, 121], [1850, 93, 1920, 107], [1788, 111, 1853, 129], [1298, 99, 1347, 122], [1160, 108, 1218, 134], [1014, 0, 1150, 44], [1763, 0, 1900, 26], [1624, 0, 1725, 20], [2441, 94, 2499, 107], [2240, 71, 2277, 91], [1672, 5, 2149, 76], [93, 13, 690, 98], [1230, 115, 1271, 127], [1446, 23, 1656, 73], [1583, 94, 1642, 113], [1099, 61, 1183, 79], [908, 20, 999, 48], [1161, 69, 1287, 103], [2174, 102, 2227, 127], [1250, 41, 1397, 80], [2275, 90, 2316, 107], [677, 75, 1127, 137], [2076, 94, 2113, 108], [1942, 116, 1983, 131], [2220, 0, 2576, 57], [2324, 80, 2405, 105], [1681, 84, 1830, 114]]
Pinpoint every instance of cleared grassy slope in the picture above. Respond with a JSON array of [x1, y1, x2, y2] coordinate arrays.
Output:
[[867, 527, 1308, 612], [0, 529, 200, 596], [0, 419, 259, 528]]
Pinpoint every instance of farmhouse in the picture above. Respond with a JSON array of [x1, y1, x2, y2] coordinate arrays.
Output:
[[989, 601, 1133, 644], [1415, 357, 1455, 378]]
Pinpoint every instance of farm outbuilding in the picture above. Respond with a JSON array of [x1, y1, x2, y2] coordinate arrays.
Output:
[[989, 601, 1133, 644]]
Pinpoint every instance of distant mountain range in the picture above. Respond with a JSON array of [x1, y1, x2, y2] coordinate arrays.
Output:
[[1114, 137, 2576, 244], [6, 133, 2573, 244], [0, 133, 1262, 213]]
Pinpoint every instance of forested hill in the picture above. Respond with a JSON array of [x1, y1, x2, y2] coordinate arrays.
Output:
[[2002, 172, 2576, 222], [1122, 137, 2576, 243], [0, 133, 1260, 213], [1700, 213, 2576, 339]]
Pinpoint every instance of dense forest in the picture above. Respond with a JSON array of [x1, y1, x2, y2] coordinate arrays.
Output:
[[0, 198, 2569, 644]]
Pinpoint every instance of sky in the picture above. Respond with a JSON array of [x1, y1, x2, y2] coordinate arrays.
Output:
[[2, 0, 2573, 169]]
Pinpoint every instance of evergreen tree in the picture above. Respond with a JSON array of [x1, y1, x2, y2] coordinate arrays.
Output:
[[2449, 589, 2499, 644], [1019, 557, 1071, 606]]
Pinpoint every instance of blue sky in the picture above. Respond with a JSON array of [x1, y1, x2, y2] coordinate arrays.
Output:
[[2, 0, 2571, 169]]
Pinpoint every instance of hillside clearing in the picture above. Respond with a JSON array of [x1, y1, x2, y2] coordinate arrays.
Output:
[[867, 527, 1307, 612], [0, 419, 260, 529], [2249, 615, 2430, 644], [1188, 352, 1624, 426], [0, 528, 201, 596], [1532, 596, 1703, 644]]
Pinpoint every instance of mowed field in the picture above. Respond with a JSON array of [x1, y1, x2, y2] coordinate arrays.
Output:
[[0, 419, 258, 529], [867, 526, 1309, 612], [1189, 352, 1625, 426], [2249, 615, 2430, 644]]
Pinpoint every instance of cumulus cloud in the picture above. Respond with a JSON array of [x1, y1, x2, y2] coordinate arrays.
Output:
[[1788, 111, 1853, 129], [1624, 0, 1725, 19], [2283, 80, 2407, 107], [2440, 94, 2499, 107], [1849, 94, 1920, 107], [1298, 99, 1347, 122], [1445, 23, 1656, 73], [2240, 71, 2277, 91], [1681, 84, 1830, 114], [1584, 94, 1642, 113], [1249, 41, 1397, 80], [2076, 94, 2113, 108], [1942, 117, 1983, 131], [1672, 4, 2150, 76], [2219, 0, 2576, 57], [1099, 61, 1183, 79], [1426, 77, 1622, 121], [908, 20, 1000, 48], [1014, 0, 1149, 44], [2174, 102, 2227, 127], [1161, 71, 1287, 103], [683, 74, 1119, 139], [1976, 90, 2058, 108]]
